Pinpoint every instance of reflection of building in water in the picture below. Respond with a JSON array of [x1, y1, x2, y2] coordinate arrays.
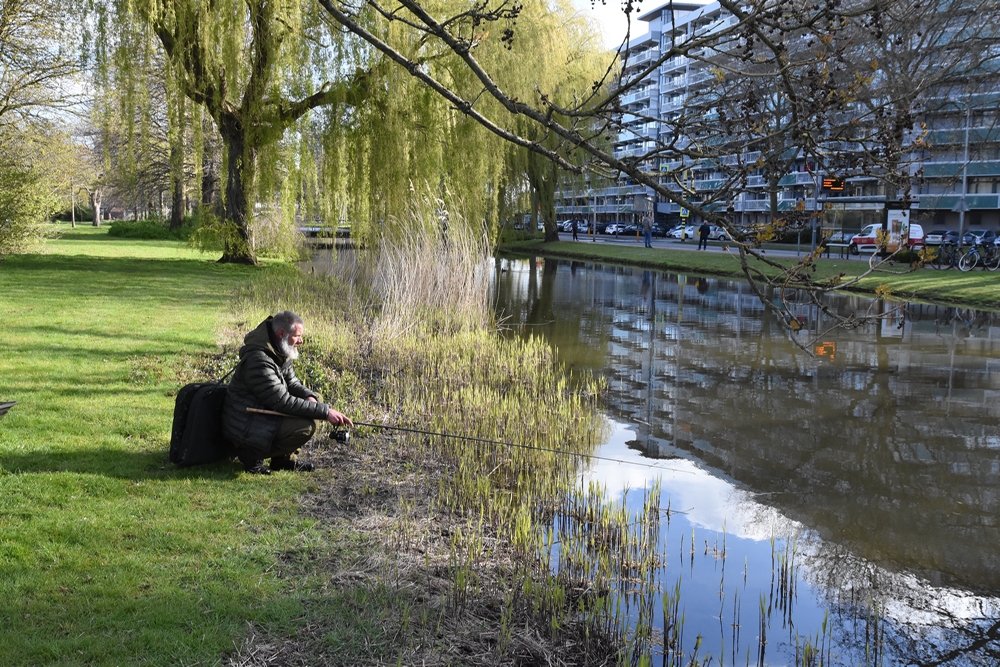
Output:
[[492, 257, 1000, 593]]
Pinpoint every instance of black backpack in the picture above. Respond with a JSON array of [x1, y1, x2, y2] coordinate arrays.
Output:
[[169, 381, 235, 467]]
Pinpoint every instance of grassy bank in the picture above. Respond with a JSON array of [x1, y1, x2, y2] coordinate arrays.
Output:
[[0, 227, 322, 665], [1, 225, 621, 665], [501, 239, 1000, 310]]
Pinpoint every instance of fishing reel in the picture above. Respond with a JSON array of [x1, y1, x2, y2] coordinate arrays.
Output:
[[330, 428, 351, 444]]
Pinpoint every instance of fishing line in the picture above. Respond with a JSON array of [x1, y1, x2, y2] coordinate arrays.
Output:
[[347, 420, 701, 545], [247, 407, 697, 475]]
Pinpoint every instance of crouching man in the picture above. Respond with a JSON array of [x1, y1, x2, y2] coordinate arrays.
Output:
[[222, 310, 353, 474]]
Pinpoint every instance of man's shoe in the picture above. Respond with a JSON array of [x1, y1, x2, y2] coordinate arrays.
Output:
[[243, 461, 271, 475], [269, 457, 315, 472]]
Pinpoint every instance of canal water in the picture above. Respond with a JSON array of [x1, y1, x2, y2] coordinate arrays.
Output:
[[491, 255, 1000, 666]]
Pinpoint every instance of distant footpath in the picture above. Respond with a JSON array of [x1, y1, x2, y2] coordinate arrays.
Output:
[[497, 238, 1000, 312]]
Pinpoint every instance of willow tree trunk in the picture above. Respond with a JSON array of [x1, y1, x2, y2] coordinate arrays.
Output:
[[170, 177, 185, 229], [169, 136, 185, 230], [218, 116, 258, 264], [90, 188, 102, 227], [527, 152, 560, 242]]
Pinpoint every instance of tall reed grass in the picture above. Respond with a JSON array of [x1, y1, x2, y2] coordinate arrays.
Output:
[[368, 209, 494, 337]]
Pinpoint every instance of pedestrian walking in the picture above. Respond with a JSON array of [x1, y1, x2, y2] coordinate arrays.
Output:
[[572, 219, 579, 241], [698, 221, 711, 250], [642, 215, 653, 248]]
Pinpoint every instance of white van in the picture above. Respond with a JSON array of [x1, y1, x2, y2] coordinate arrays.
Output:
[[849, 223, 924, 254]]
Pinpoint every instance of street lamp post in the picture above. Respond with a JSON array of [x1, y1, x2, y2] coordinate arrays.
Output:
[[587, 188, 597, 243], [943, 101, 972, 243], [958, 103, 970, 244]]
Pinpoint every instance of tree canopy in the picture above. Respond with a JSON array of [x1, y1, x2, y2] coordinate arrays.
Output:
[[0, 0, 86, 253], [86, 0, 609, 262]]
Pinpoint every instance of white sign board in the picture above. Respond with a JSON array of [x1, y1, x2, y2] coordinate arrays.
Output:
[[885, 208, 910, 253]]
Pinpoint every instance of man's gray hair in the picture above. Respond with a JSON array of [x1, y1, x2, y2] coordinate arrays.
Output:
[[272, 310, 303, 334]]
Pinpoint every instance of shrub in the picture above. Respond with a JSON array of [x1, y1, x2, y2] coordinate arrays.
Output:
[[107, 218, 196, 240], [52, 205, 94, 222]]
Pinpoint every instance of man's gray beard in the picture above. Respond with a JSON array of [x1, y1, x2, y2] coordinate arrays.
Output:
[[279, 335, 299, 361]]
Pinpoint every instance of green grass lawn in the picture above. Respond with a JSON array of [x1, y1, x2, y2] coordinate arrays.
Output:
[[0, 226, 318, 666], [502, 239, 1000, 310]]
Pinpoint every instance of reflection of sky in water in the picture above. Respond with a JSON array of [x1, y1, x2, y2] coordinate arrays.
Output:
[[583, 417, 1000, 665], [583, 416, 829, 664], [583, 418, 798, 542]]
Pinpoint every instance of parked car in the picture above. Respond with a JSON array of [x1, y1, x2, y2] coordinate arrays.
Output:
[[668, 225, 696, 239], [707, 225, 729, 241], [849, 223, 925, 254], [604, 223, 625, 235], [651, 223, 670, 237], [924, 228, 960, 245], [962, 228, 997, 246]]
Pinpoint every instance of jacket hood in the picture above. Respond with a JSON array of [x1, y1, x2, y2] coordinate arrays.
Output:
[[240, 317, 285, 364]]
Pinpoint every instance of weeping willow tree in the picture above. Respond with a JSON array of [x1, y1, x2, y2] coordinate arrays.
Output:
[[91, 0, 366, 262], [496, 0, 612, 242], [90, 0, 608, 262], [300, 0, 610, 246]]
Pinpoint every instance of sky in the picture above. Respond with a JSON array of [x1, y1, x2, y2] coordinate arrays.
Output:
[[570, 0, 645, 49], [571, 0, 713, 49]]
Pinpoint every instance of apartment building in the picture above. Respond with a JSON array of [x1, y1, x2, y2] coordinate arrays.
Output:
[[556, 0, 1000, 236]]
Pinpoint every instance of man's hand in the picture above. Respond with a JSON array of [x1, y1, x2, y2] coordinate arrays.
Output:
[[307, 397, 317, 402], [327, 408, 353, 428]]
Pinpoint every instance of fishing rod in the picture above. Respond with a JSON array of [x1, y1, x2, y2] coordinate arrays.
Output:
[[246, 407, 695, 475]]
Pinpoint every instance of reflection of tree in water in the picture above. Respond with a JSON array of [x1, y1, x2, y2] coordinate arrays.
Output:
[[930, 307, 996, 338], [799, 538, 1000, 665]]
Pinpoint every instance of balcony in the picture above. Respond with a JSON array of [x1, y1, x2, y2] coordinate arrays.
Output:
[[685, 71, 714, 90], [693, 179, 724, 191], [661, 98, 685, 113], [659, 57, 687, 73], [776, 172, 817, 187], [614, 146, 647, 159], [624, 50, 656, 67], [917, 194, 1000, 210], [922, 160, 1000, 178], [622, 87, 654, 106]]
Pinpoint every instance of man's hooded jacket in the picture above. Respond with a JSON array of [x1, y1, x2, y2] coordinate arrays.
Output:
[[222, 317, 329, 457]]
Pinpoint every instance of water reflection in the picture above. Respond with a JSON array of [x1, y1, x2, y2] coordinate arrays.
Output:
[[493, 255, 1000, 664]]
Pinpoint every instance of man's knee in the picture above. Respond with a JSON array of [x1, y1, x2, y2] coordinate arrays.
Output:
[[272, 417, 316, 456]]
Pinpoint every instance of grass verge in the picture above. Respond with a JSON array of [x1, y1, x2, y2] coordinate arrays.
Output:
[[501, 239, 1000, 310]]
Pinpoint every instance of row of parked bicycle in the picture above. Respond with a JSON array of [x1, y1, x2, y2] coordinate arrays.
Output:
[[927, 240, 1000, 271]]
